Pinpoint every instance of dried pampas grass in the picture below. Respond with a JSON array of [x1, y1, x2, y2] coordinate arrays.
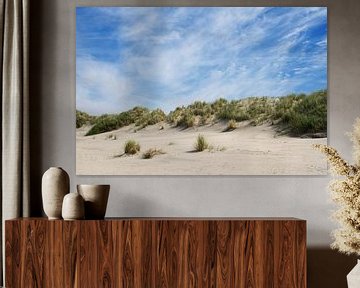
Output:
[[314, 118, 360, 256]]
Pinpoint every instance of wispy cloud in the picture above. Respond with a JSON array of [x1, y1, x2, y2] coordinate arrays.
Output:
[[76, 57, 134, 114], [76, 7, 327, 115]]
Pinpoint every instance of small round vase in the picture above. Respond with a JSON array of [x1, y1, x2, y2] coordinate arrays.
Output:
[[42, 167, 70, 219], [77, 184, 110, 219], [62, 192, 85, 220]]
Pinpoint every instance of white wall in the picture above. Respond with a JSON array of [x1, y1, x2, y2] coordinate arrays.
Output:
[[30, 0, 360, 249]]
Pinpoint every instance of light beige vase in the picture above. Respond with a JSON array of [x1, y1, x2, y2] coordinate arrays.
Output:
[[42, 167, 70, 219], [62, 192, 85, 220], [347, 260, 360, 288], [77, 184, 110, 219]]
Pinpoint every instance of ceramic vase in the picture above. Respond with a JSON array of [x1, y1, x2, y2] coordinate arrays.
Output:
[[62, 192, 85, 220], [347, 260, 360, 288], [42, 167, 70, 219], [77, 184, 110, 219]]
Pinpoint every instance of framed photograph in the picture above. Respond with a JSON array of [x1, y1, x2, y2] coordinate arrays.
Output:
[[76, 7, 327, 175]]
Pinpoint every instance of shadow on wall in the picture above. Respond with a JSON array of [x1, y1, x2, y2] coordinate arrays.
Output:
[[308, 248, 357, 288], [29, 0, 46, 216]]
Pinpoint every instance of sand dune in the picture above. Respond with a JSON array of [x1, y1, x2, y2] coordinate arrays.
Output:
[[76, 121, 327, 175]]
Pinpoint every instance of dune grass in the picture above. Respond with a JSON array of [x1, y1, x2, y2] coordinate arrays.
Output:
[[78, 90, 327, 137], [194, 134, 209, 152], [85, 107, 166, 136], [280, 90, 327, 135], [135, 108, 166, 129], [166, 90, 326, 136], [124, 140, 140, 155], [142, 148, 165, 159], [224, 119, 237, 132], [76, 110, 96, 128]]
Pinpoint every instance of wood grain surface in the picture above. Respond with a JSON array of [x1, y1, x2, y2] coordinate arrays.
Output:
[[5, 218, 306, 288]]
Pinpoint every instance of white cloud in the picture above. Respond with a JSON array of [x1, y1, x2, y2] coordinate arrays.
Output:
[[76, 57, 133, 115], [77, 7, 327, 114]]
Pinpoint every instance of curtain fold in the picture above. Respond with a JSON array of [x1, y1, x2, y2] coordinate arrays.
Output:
[[0, 0, 30, 284]]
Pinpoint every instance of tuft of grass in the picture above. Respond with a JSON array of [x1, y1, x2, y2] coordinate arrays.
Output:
[[168, 142, 175, 146], [124, 140, 140, 155], [194, 134, 209, 152], [218, 146, 227, 152], [208, 145, 226, 153], [106, 134, 117, 140], [224, 119, 237, 131], [142, 148, 165, 159]]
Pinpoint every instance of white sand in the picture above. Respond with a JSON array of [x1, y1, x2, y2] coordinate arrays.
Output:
[[76, 122, 327, 175]]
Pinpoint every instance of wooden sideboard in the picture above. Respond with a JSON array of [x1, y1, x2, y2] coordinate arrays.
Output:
[[5, 218, 306, 287]]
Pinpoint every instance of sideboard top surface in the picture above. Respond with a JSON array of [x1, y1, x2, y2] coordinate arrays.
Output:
[[6, 217, 305, 222]]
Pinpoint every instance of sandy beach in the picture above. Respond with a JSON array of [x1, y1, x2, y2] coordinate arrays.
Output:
[[76, 121, 327, 175]]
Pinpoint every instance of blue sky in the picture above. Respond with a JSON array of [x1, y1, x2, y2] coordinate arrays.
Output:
[[76, 7, 327, 115]]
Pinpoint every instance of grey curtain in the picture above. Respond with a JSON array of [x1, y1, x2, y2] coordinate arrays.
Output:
[[0, 0, 30, 284]]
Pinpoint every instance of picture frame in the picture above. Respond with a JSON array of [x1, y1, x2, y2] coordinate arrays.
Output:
[[76, 6, 327, 175]]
